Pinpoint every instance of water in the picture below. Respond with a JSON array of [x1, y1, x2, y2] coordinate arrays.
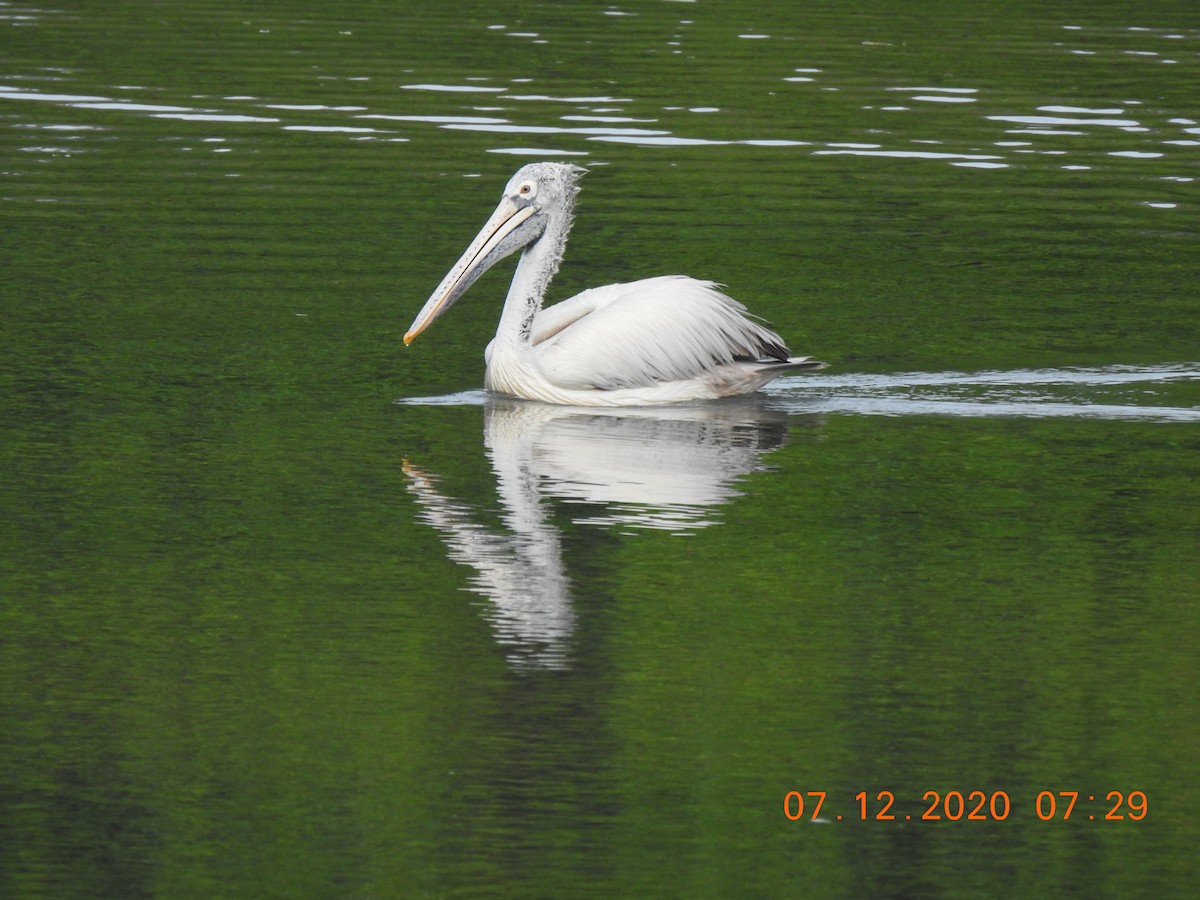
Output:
[[3, 1, 1198, 896]]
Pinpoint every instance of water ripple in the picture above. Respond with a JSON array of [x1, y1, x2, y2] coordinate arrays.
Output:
[[399, 367, 1200, 423], [768, 364, 1200, 422], [1, 13, 1195, 192]]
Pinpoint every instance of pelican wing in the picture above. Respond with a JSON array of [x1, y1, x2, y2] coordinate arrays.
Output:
[[532, 276, 790, 390], [529, 288, 610, 345]]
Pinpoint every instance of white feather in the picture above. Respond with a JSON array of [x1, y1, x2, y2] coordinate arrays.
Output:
[[533, 277, 786, 390]]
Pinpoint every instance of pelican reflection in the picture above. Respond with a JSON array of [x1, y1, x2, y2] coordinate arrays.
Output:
[[403, 397, 808, 668]]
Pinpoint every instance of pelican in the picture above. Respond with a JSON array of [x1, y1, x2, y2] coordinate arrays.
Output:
[[404, 162, 824, 406]]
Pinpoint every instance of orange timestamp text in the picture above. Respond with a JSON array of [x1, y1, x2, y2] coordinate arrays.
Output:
[[783, 790, 1148, 822]]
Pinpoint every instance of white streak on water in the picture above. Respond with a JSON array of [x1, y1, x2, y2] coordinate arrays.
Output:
[[767, 364, 1200, 422], [399, 366, 1200, 423]]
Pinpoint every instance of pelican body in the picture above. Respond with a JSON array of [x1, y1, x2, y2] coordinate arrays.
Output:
[[404, 163, 824, 406]]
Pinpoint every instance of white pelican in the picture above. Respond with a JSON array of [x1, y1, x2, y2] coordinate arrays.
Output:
[[404, 162, 825, 406]]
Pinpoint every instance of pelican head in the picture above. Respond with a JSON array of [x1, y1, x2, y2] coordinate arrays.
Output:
[[404, 163, 585, 345]]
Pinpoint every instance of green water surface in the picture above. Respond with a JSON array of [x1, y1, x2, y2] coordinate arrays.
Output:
[[3, 1, 1198, 897]]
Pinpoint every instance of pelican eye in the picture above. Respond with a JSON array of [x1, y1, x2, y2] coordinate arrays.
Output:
[[517, 181, 537, 199]]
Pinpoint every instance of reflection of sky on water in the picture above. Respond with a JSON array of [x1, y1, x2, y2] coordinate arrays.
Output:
[[3, 15, 1195, 198], [5, 77, 1195, 177]]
